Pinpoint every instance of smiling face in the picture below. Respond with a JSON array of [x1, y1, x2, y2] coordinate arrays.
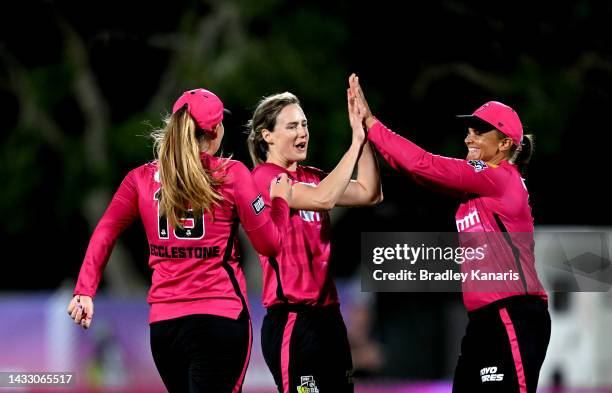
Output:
[[464, 127, 513, 164], [263, 104, 309, 170]]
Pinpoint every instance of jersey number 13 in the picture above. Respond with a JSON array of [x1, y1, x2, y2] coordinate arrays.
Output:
[[154, 189, 205, 240]]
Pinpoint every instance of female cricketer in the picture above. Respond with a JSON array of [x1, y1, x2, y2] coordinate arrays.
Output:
[[245, 83, 382, 393], [350, 75, 550, 393], [67, 88, 292, 393]]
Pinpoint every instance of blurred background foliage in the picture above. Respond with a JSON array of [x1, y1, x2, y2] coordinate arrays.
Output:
[[1, 1, 612, 364], [2, 0, 612, 382]]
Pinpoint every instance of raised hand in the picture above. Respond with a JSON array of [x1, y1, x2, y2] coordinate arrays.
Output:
[[348, 86, 366, 146], [349, 73, 375, 128]]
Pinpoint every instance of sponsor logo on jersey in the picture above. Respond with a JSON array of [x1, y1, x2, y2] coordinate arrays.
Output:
[[299, 210, 322, 222], [297, 376, 319, 393], [456, 209, 481, 231], [467, 160, 488, 172], [480, 366, 504, 382], [252, 194, 265, 215], [296, 182, 323, 222]]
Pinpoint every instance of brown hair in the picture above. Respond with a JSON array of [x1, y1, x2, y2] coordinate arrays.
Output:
[[151, 106, 224, 228], [509, 134, 535, 176], [496, 130, 535, 176], [246, 92, 300, 166]]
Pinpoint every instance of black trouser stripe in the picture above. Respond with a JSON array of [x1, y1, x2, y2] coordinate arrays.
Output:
[[222, 219, 248, 311], [268, 257, 289, 303], [493, 213, 528, 293]]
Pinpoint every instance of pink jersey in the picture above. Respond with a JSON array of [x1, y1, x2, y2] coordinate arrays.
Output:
[[252, 163, 339, 308], [74, 153, 289, 323], [368, 120, 547, 311]]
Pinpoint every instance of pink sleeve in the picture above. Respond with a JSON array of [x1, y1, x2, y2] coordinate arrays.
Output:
[[232, 163, 289, 256], [74, 170, 140, 298], [368, 120, 506, 196]]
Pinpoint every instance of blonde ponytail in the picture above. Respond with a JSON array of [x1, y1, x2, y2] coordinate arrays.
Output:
[[151, 107, 224, 228]]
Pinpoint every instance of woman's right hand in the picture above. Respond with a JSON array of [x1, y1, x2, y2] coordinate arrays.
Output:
[[349, 73, 375, 129], [67, 294, 94, 329], [269, 173, 292, 203], [348, 84, 366, 146]]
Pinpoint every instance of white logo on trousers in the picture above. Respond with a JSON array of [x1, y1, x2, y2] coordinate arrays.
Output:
[[480, 366, 504, 382]]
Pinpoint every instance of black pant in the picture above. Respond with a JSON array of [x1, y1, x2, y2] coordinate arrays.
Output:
[[261, 304, 354, 393], [453, 295, 551, 393], [150, 312, 251, 393]]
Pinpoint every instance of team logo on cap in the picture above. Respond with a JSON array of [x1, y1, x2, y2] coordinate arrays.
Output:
[[467, 160, 488, 173]]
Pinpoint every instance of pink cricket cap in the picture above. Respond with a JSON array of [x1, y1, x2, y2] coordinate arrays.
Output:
[[172, 88, 226, 132], [457, 101, 523, 149]]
